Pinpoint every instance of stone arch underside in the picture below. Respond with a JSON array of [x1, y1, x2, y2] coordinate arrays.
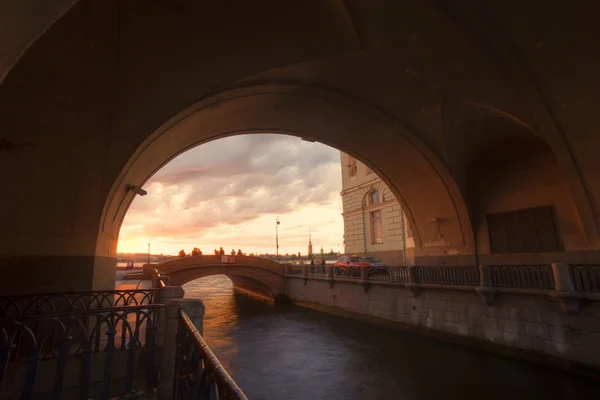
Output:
[[2, 0, 600, 294], [167, 265, 286, 301], [100, 85, 475, 267], [157, 255, 287, 300]]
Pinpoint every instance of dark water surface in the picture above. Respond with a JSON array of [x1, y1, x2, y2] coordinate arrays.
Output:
[[183, 275, 599, 400]]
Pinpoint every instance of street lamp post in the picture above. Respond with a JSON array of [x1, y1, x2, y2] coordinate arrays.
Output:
[[276, 217, 280, 257]]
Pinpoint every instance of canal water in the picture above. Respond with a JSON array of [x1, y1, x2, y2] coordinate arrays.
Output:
[[182, 275, 600, 400]]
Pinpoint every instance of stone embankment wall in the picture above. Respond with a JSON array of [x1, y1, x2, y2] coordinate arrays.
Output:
[[286, 274, 600, 377]]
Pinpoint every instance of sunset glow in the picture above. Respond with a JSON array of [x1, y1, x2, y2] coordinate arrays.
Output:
[[117, 134, 344, 256]]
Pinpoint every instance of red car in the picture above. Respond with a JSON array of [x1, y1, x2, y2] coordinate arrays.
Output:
[[333, 255, 371, 277]]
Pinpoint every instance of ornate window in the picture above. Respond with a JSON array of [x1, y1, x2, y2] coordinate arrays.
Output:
[[370, 210, 383, 244], [369, 190, 381, 205], [347, 156, 357, 178]]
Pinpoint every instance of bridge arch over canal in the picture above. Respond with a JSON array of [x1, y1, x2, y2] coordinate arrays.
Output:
[[155, 255, 288, 302]]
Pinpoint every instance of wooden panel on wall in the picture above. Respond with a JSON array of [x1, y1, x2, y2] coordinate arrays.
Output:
[[487, 206, 562, 254]]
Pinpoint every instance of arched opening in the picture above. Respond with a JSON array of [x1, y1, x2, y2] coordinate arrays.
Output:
[[443, 101, 588, 264], [116, 133, 418, 292], [99, 85, 475, 292]]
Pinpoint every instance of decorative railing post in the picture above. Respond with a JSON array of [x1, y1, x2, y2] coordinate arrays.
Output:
[[158, 298, 205, 400], [155, 285, 184, 399], [302, 265, 308, 277], [326, 265, 335, 288], [405, 265, 420, 297], [551, 263, 581, 314], [360, 266, 370, 292], [476, 265, 498, 305]]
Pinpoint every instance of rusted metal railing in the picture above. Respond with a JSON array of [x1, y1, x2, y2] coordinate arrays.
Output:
[[0, 304, 163, 399], [490, 265, 555, 290], [0, 289, 160, 318], [174, 309, 247, 400]]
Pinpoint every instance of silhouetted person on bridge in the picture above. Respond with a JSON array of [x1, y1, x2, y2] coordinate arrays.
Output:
[[237, 249, 243, 256], [219, 247, 225, 255], [214, 249, 219, 255], [231, 249, 236, 256]]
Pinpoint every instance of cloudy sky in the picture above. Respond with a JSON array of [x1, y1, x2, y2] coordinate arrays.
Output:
[[117, 134, 344, 256]]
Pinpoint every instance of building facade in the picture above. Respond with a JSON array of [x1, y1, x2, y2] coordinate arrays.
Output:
[[340, 153, 414, 265]]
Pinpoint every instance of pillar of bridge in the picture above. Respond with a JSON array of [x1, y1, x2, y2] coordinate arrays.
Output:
[[1, 0, 600, 295]]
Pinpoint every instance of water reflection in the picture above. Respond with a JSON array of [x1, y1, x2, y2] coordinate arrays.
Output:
[[183, 275, 600, 400]]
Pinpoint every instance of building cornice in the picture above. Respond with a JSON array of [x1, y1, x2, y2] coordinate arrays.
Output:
[[342, 199, 398, 216], [340, 176, 382, 195]]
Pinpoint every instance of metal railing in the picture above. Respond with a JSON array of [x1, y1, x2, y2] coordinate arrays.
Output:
[[0, 304, 163, 399], [369, 266, 410, 283], [306, 266, 327, 277], [490, 265, 555, 290], [416, 266, 480, 286], [174, 309, 247, 400], [570, 264, 600, 292], [287, 268, 303, 275], [0, 289, 159, 317], [286, 264, 600, 292]]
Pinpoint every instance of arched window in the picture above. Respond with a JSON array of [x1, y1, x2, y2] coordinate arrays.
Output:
[[369, 190, 381, 205]]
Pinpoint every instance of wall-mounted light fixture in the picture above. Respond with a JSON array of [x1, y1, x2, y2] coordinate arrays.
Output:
[[127, 184, 147, 196]]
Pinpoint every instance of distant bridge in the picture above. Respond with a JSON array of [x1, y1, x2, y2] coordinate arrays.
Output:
[[150, 255, 289, 302]]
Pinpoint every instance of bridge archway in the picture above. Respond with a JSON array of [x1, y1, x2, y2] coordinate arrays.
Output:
[[156, 255, 288, 303]]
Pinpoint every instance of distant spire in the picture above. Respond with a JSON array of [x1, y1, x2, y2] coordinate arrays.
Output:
[[308, 227, 313, 256]]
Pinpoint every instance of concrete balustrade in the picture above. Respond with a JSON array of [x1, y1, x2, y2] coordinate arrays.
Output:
[[476, 265, 498, 306], [325, 265, 335, 288], [302, 265, 308, 278], [153, 284, 205, 400], [550, 263, 583, 314], [158, 297, 205, 400], [406, 265, 420, 297]]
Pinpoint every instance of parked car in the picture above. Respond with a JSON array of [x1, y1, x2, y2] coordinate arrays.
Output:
[[362, 256, 388, 274], [333, 255, 371, 276]]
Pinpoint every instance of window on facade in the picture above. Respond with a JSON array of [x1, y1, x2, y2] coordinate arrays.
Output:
[[369, 190, 381, 205], [347, 156, 357, 178], [370, 210, 383, 244], [487, 205, 562, 254]]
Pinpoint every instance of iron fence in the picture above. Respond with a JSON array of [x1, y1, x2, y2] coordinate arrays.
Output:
[[283, 263, 600, 292], [369, 267, 410, 283], [0, 304, 162, 399], [332, 266, 362, 279], [307, 266, 327, 277], [490, 265, 555, 290], [287, 268, 304, 275], [415, 266, 480, 286], [0, 289, 160, 318], [174, 310, 247, 400], [570, 265, 600, 292]]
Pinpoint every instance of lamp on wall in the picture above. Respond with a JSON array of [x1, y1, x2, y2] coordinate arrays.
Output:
[[127, 184, 147, 196]]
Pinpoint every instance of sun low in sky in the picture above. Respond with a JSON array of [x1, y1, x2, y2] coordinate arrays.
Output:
[[117, 134, 344, 256]]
